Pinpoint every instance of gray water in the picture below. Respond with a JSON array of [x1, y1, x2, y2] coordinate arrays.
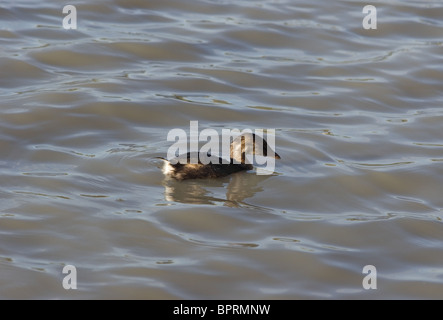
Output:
[[1, 0, 443, 299]]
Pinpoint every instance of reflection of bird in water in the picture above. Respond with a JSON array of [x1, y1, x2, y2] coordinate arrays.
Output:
[[161, 173, 273, 207], [158, 133, 281, 180], [163, 179, 227, 204], [225, 172, 268, 205]]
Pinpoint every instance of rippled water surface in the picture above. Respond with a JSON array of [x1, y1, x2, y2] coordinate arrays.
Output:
[[1, 0, 443, 299]]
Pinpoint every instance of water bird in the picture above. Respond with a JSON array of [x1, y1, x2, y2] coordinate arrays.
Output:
[[158, 133, 280, 180]]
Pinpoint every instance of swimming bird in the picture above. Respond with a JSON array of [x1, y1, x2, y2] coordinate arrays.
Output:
[[159, 133, 280, 180]]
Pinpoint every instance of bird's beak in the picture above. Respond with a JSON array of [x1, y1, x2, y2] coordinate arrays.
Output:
[[274, 152, 281, 160]]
